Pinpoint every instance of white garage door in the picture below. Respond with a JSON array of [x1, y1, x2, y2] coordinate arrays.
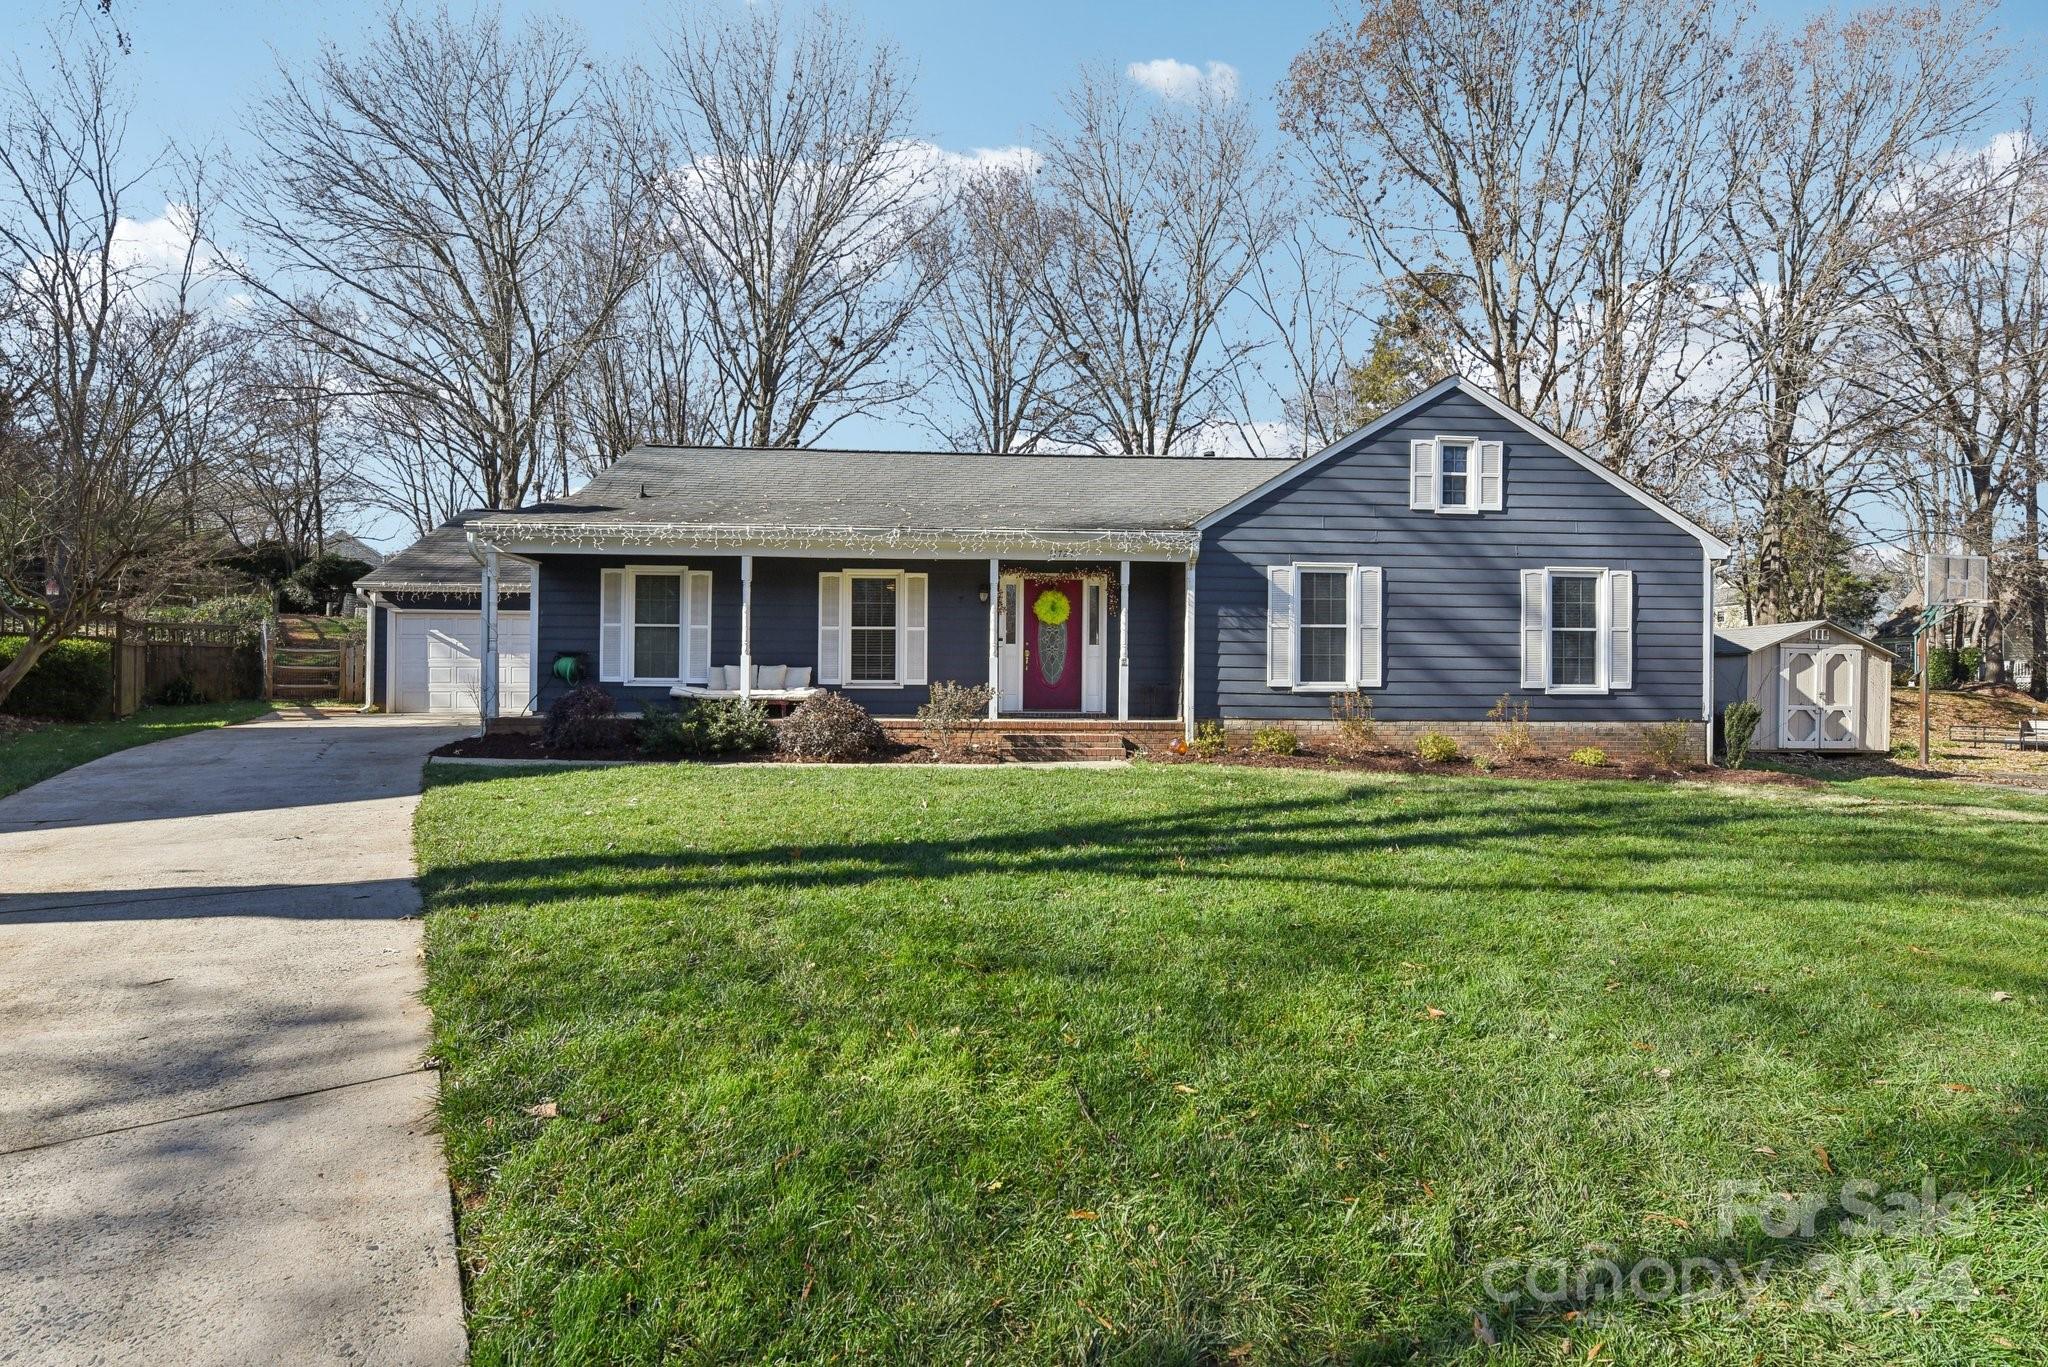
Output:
[[392, 611, 531, 716]]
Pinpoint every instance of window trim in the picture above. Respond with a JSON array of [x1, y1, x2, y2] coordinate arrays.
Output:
[[624, 564, 688, 686], [842, 569, 904, 689], [1291, 561, 1357, 693], [1543, 566, 1609, 696], [1433, 435, 1482, 514]]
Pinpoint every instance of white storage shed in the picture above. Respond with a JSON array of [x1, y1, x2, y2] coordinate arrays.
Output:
[[1714, 620, 1896, 754]]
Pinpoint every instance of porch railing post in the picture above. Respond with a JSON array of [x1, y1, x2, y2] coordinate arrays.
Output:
[[1117, 559, 1131, 722], [479, 545, 500, 725], [740, 552, 754, 702], [987, 555, 1000, 721]]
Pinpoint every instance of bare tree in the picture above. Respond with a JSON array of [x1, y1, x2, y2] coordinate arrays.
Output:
[[233, 4, 647, 511], [616, 4, 946, 449], [1033, 65, 1280, 455], [915, 163, 1069, 452], [0, 39, 219, 708], [561, 257, 714, 468], [1712, 1, 2005, 621], [1231, 210, 1363, 455], [1285, 0, 1737, 487], [1864, 133, 2048, 679]]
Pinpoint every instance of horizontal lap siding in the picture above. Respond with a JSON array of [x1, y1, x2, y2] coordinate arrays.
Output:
[[1198, 391, 1707, 723], [533, 553, 1185, 717]]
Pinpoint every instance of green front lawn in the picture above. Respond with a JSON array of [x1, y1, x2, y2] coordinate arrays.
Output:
[[0, 700, 273, 800], [417, 765, 2047, 1364]]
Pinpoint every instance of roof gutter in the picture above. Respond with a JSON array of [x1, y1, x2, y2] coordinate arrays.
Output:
[[465, 519, 1202, 559]]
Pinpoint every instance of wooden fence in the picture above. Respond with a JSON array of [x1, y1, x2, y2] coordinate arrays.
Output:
[[3, 612, 263, 717]]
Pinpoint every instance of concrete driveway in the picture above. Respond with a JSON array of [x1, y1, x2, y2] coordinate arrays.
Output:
[[0, 712, 473, 1365]]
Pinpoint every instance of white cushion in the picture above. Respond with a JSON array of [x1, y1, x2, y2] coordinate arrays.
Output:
[[755, 664, 787, 689], [710, 665, 732, 690], [785, 666, 811, 688]]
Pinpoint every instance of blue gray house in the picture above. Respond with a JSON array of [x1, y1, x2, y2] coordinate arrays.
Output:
[[359, 377, 1730, 757]]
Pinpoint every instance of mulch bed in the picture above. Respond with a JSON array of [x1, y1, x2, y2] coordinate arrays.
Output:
[[432, 728, 1817, 785], [430, 731, 1000, 765], [1152, 746, 1820, 787]]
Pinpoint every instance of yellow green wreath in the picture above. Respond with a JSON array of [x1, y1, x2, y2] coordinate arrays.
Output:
[[1032, 588, 1071, 626]]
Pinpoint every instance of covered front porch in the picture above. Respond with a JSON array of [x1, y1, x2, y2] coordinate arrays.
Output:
[[470, 536, 1197, 735]]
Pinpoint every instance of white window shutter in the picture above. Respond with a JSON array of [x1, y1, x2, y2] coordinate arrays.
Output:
[[902, 573, 928, 685], [1355, 565, 1383, 688], [817, 573, 843, 685], [1478, 440, 1504, 511], [1266, 564, 1295, 687], [599, 569, 626, 682], [1409, 439, 1437, 511], [686, 570, 712, 685], [1520, 568, 1547, 689], [1607, 570, 1634, 690]]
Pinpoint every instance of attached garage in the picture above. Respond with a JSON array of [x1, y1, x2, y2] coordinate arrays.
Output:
[[1715, 620, 1896, 754], [389, 609, 532, 716], [353, 513, 536, 717]]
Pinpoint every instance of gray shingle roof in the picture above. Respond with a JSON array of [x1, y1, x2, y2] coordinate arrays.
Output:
[[480, 445, 1292, 536], [1715, 620, 1895, 659], [355, 514, 532, 593]]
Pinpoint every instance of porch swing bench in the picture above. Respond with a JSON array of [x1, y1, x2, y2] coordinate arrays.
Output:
[[669, 664, 819, 713]]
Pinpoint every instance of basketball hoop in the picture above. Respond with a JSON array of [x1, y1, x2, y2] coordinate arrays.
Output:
[[1914, 549, 1993, 766], [1927, 553, 1990, 607]]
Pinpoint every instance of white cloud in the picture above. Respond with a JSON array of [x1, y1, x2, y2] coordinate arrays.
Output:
[[1126, 58, 1239, 103]]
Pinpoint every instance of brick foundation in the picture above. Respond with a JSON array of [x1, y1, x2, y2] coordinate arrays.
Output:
[[1216, 718, 1711, 764]]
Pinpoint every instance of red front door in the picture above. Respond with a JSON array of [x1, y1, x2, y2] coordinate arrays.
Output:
[[1022, 578, 1083, 712]]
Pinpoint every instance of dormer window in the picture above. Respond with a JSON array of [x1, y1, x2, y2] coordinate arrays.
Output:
[[1409, 436, 1503, 514]]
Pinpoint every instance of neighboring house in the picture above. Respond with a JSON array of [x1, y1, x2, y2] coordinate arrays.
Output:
[[322, 532, 386, 568], [366, 378, 1731, 757], [355, 514, 533, 716], [1716, 620, 1896, 754]]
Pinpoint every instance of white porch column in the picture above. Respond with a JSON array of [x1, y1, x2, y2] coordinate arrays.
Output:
[[987, 555, 1001, 720], [361, 594, 377, 713], [479, 545, 500, 725], [1181, 557, 1197, 743], [1117, 559, 1131, 721], [739, 552, 754, 701]]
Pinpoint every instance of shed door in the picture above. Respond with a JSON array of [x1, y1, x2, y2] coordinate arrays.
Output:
[[1779, 645, 1860, 750], [393, 611, 531, 716]]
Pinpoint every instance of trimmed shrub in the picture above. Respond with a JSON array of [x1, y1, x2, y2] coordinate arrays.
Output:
[[1638, 719, 1697, 769], [1722, 699, 1762, 770], [1568, 746, 1607, 767], [1925, 643, 1957, 688], [1957, 646, 1984, 682], [0, 636, 114, 720], [638, 698, 772, 757], [1250, 726, 1298, 756], [778, 691, 885, 761], [1487, 692, 1535, 762], [1189, 720, 1228, 757], [916, 681, 993, 758], [1416, 731, 1461, 764], [542, 683, 618, 750], [1328, 690, 1377, 755]]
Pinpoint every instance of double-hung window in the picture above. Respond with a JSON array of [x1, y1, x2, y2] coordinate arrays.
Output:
[[848, 574, 899, 685], [1266, 562, 1384, 691], [1409, 436, 1502, 513], [1296, 568, 1352, 687], [600, 565, 711, 685], [818, 570, 928, 689], [1519, 566, 1633, 695], [632, 573, 683, 681], [1548, 573, 1600, 689]]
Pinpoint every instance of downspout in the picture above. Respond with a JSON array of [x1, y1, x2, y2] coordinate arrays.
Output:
[[1703, 549, 1721, 764]]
